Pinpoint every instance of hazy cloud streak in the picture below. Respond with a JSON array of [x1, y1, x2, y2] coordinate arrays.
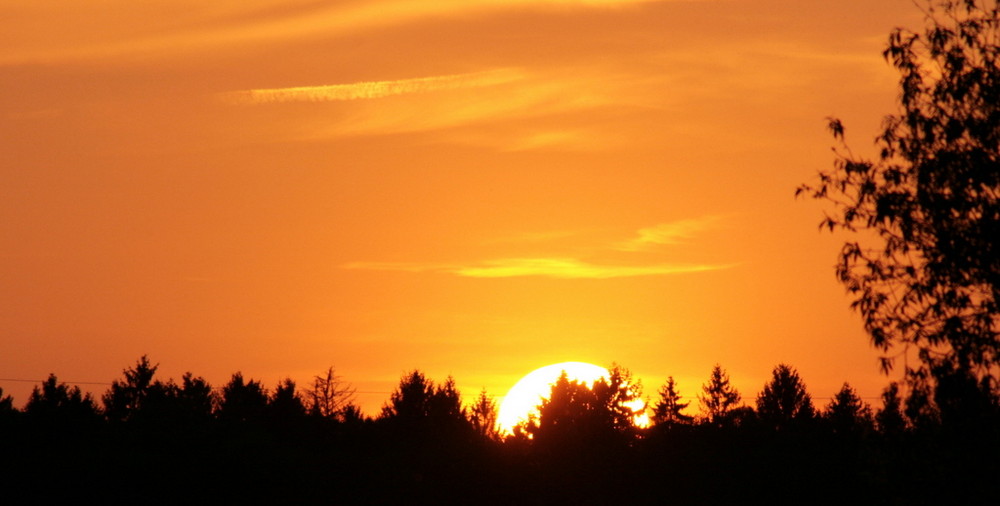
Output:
[[221, 69, 524, 104], [2, 0, 668, 65], [616, 216, 722, 252], [342, 258, 732, 279]]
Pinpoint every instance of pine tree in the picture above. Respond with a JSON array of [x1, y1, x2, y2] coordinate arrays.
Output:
[[756, 364, 815, 430], [699, 364, 741, 426], [824, 382, 874, 435], [470, 388, 499, 440], [875, 382, 907, 435], [652, 376, 693, 428]]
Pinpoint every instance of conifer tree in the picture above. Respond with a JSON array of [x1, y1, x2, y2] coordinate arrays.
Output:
[[699, 364, 741, 425], [653, 376, 693, 427]]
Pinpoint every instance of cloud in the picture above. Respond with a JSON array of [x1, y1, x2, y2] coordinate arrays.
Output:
[[2, 0, 669, 65], [344, 219, 734, 279], [455, 258, 729, 278], [342, 258, 731, 279], [303, 69, 621, 142], [218, 65, 625, 146], [220, 69, 524, 105], [615, 216, 722, 252]]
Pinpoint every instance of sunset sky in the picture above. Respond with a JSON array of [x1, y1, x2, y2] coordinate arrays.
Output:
[[1, 0, 925, 414]]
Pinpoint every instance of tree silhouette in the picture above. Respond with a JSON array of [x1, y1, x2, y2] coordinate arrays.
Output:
[[824, 382, 874, 435], [307, 366, 355, 420], [526, 366, 642, 445], [876, 382, 907, 435], [592, 364, 644, 434], [381, 370, 435, 421], [756, 364, 815, 430], [25, 374, 100, 424], [103, 355, 161, 422], [267, 378, 307, 424], [469, 388, 499, 440], [218, 372, 268, 423], [176, 372, 214, 422], [427, 376, 467, 427], [798, 0, 1000, 409], [699, 364, 741, 426], [904, 379, 940, 430], [526, 371, 603, 443], [379, 370, 471, 439], [652, 376, 693, 428], [0, 387, 14, 418]]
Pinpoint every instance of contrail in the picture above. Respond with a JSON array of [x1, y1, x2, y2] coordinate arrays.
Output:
[[222, 68, 522, 104]]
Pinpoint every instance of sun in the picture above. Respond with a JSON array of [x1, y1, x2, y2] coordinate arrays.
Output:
[[496, 361, 648, 435]]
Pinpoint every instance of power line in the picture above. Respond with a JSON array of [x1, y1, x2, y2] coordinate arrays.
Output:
[[0, 377, 112, 386]]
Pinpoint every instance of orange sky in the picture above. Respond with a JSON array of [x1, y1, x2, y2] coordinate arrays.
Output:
[[1, 0, 925, 414]]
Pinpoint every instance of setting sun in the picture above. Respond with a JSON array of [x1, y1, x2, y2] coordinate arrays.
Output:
[[497, 361, 648, 434]]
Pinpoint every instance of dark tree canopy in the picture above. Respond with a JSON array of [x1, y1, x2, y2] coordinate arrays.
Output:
[[652, 376, 693, 428], [25, 374, 100, 423], [799, 0, 1000, 400], [469, 388, 499, 440], [756, 364, 815, 430], [525, 365, 643, 445], [267, 378, 307, 423], [379, 370, 470, 437], [0, 387, 14, 417], [876, 382, 908, 435], [307, 366, 355, 421], [218, 372, 269, 423], [103, 355, 160, 422], [824, 382, 874, 435], [699, 364, 741, 425]]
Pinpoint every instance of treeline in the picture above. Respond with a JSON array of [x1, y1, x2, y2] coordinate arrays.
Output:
[[1, 358, 997, 504]]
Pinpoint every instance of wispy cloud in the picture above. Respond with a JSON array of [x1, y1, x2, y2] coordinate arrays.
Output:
[[615, 216, 722, 252], [3, 0, 668, 65], [221, 69, 524, 105], [308, 70, 619, 141], [342, 258, 731, 279], [219, 65, 621, 146], [454, 258, 729, 279], [343, 218, 733, 279]]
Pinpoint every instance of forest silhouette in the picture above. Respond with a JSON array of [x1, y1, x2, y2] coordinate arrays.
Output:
[[1, 357, 998, 504]]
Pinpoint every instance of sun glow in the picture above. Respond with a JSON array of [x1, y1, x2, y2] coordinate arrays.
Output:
[[496, 361, 648, 435]]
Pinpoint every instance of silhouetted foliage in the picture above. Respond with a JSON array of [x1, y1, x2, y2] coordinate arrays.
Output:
[[177, 372, 214, 422], [0, 387, 13, 415], [428, 376, 467, 428], [699, 364, 741, 426], [307, 366, 355, 420], [904, 379, 940, 430], [756, 364, 815, 430], [876, 382, 908, 435], [526, 371, 603, 444], [379, 370, 472, 441], [267, 378, 307, 425], [218, 372, 268, 423], [824, 382, 874, 435], [594, 364, 645, 434], [103, 355, 161, 422], [4, 357, 999, 504], [340, 402, 366, 425], [470, 388, 499, 440], [381, 370, 435, 421], [25, 374, 100, 424], [798, 0, 1000, 415], [652, 376, 693, 428], [526, 365, 642, 448]]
